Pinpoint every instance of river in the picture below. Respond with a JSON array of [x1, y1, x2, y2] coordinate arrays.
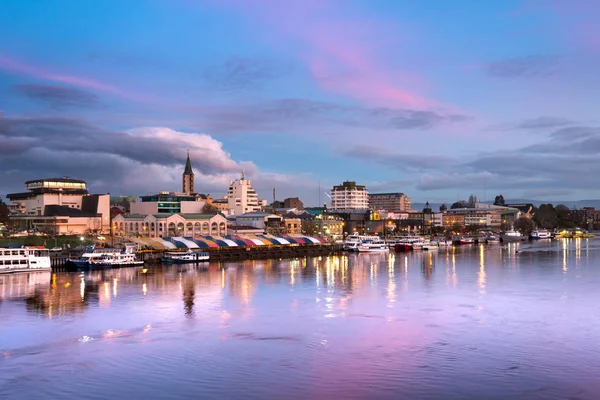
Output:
[[1, 239, 600, 399]]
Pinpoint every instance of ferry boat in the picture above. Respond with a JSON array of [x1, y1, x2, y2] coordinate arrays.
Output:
[[344, 233, 379, 252], [0, 247, 51, 274], [70, 245, 142, 268], [357, 239, 389, 253], [161, 250, 210, 263], [530, 229, 551, 240], [501, 228, 524, 242], [422, 241, 439, 251]]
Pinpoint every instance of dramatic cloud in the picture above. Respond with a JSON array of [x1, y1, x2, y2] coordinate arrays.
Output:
[[487, 55, 562, 78], [192, 98, 469, 134], [343, 145, 458, 173], [13, 84, 101, 109], [0, 55, 147, 101], [212, 0, 440, 110]]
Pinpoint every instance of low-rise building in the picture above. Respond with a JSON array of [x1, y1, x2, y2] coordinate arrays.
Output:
[[234, 212, 284, 234], [130, 192, 210, 214], [113, 213, 227, 237], [283, 217, 302, 234], [7, 177, 110, 234], [369, 192, 411, 212]]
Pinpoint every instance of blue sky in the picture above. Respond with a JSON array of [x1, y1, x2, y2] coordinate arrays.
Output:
[[1, 0, 600, 205]]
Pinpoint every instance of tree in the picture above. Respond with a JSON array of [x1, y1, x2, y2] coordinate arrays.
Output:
[[439, 203, 448, 212], [0, 197, 10, 226], [515, 217, 534, 236], [493, 195, 505, 206], [202, 202, 218, 214], [533, 204, 559, 229], [451, 200, 467, 209]]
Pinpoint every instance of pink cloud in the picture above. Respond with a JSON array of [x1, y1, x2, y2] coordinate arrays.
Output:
[[0, 55, 149, 102], [210, 0, 440, 110]]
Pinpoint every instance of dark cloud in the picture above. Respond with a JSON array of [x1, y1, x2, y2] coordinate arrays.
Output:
[[195, 98, 470, 134], [13, 84, 101, 109], [203, 57, 284, 91], [343, 144, 458, 173], [487, 55, 561, 78]]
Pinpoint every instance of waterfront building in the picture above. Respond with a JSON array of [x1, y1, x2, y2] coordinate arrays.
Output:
[[369, 192, 411, 212], [7, 177, 110, 234], [330, 181, 369, 210], [234, 211, 283, 234], [212, 198, 229, 212], [130, 192, 210, 215], [227, 171, 261, 215], [112, 213, 227, 237], [283, 217, 302, 234]]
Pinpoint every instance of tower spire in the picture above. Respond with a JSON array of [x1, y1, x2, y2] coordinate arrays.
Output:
[[183, 150, 194, 195]]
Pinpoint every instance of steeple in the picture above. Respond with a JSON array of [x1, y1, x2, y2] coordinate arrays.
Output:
[[184, 150, 193, 175], [182, 150, 195, 195]]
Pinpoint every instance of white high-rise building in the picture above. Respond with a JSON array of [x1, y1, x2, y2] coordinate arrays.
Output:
[[330, 181, 369, 210], [227, 171, 260, 215]]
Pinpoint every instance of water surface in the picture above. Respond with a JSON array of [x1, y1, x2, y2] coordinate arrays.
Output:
[[2, 239, 600, 399]]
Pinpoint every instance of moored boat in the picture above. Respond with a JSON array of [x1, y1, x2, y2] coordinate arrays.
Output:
[[70, 245, 142, 268], [485, 235, 500, 244], [530, 229, 551, 240], [344, 233, 379, 252], [357, 240, 389, 253], [501, 228, 524, 242], [0, 247, 51, 274], [161, 250, 210, 263], [459, 237, 475, 245]]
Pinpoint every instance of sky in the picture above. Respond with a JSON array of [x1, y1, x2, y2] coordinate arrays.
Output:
[[1, 0, 600, 206]]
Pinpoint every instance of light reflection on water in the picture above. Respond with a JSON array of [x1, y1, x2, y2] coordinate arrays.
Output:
[[1, 239, 600, 399]]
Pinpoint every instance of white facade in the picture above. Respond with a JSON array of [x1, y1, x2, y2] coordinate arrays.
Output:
[[227, 172, 260, 215], [113, 213, 228, 238], [330, 181, 369, 210]]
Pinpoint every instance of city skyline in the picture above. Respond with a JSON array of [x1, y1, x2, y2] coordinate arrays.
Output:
[[2, 0, 600, 204]]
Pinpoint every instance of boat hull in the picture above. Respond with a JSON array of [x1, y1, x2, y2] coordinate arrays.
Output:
[[501, 235, 524, 242]]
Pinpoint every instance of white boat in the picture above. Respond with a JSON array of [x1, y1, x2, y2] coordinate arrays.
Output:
[[411, 240, 425, 251], [530, 229, 551, 240], [436, 239, 452, 247], [71, 245, 142, 268], [0, 247, 51, 274], [161, 250, 210, 263], [501, 228, 524, 242], [422, 241, 439, 251], [344, 233, 379, 252], [357, 239, 389, 253]]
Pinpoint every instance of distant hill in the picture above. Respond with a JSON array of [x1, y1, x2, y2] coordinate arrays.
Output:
[[411, 199, 600, 211]]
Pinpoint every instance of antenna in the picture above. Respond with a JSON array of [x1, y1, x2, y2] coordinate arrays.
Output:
[[318, 180, 321, 208], [484, 178, 487, 204], [273, 187, 276, 206]]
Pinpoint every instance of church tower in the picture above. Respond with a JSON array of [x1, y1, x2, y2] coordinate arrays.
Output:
[[182, 151, 194, 195]]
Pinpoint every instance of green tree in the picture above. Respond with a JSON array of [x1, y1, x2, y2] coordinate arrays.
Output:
[[515, 217, 534, 236], [0, 197, 10, 226], [439, 203, 448, 212], [493, 195, 505, 206], [533, 204, 559, 229], [202, 202, 218, 214], [451, 200, 467, 209]]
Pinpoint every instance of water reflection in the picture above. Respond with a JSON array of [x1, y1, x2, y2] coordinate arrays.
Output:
[[2, 241, 600, 399]]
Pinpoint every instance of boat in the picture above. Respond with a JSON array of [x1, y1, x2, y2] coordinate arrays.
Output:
[[459, 237, 475, 245], [436, 239, 452, 247], [411, 240, 425, 251], [501, 228, 524, 242], [485, 235, 500, 244], [0, 247, 51, 274], [357, 239, 389, 253], [161, 250, 210, 263], [530, 229, 551, 240], [422, 241, 439, 251], [70, 245, 143, 268], [344, 233, 379, 252], [394, 236, 423, 252]]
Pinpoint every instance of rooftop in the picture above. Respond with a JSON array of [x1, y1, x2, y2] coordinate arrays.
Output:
[[25, 177, 87, 185]]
